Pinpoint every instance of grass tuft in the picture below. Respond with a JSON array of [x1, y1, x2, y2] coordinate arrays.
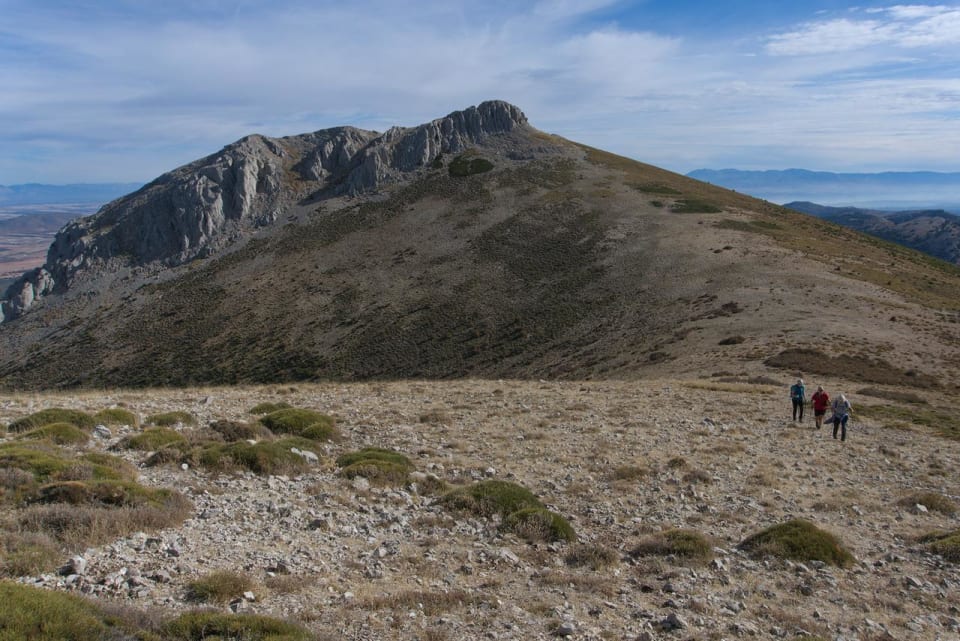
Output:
[[259, 408, 339, 441], [738, 519, 854, 567], [249, 401, 293, 415], [185, 570, 254, 603], [92, 408, 138, 427], [898, 492, 957, 515], [502, 508, 576, 542], [16, 422, 90, 445], [919, 529, 960, 563], [166, 611, 314, 640], [441, 480, 544, 519], [7, 409, 96, 433], [631, 529, 714, 563], [118, 427, 187, 451], [339, 460, 412, 486], [145, 411, 196, 427], [336, 447, 413, 469]]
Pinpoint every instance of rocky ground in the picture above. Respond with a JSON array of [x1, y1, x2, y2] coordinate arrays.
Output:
[[2, 378, 959, 640]]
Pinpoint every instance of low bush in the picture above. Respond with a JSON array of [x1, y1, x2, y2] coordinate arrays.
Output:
[[339, 460, 411, 486], [145, 411, 196, 427], [0, 443, 135, 487], [502, 508, 576, 542], [765, 349, 939, 389], [259, 408, 339, 441], [118, 427, 187, 451], [34, 480, 183, 509], [93, 408, 138, 427], [441, 480, 544, 519], [898, 492, 957, 515], [738, 519, 854, 567], [0, 581, 112, 640], [248, 401, 293, 415], [166, 611, 314, 640], [197, 438, 320, 475], [208, 419, 272, 441], [336, 447, 413, 469], [17, 423, 90, 445], [565, 544, 619, 570], [449, 154, 494, 177], [631, 529, 714, 563], [920, 529, 960, 563], [7, 409, 96, 433], [0, 532, 60, 577], [718, 335, 745, 345], [186, 570, 254, 603]]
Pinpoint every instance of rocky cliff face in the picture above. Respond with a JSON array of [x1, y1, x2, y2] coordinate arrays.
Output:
[[0, 101, 528, 322]]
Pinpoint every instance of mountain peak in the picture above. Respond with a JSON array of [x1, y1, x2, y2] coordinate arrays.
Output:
[[0, 101, 533, 322]]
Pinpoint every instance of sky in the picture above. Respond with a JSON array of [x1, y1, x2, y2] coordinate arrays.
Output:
[[2, 0, 960, 184]]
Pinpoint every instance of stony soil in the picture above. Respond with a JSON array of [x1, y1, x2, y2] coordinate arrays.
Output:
[[3, 378, 959, 640]]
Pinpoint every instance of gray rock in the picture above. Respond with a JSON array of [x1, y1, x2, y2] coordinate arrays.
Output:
[[555, 621, 576, 636], [659, 612, 689, 630], [60, 555, 86, 576], [93, 424, 112, 438]]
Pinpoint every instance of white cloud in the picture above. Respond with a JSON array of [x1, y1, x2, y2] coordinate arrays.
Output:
[[766, 4, 960, 55]]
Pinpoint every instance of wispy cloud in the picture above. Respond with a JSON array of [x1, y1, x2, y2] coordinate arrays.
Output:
[[1, 1, 959, 182]]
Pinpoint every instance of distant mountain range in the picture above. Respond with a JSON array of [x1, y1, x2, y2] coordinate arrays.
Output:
[[687, 168, 960, 211], [0, 182, 143, 206], [784, 201, 960, 266]]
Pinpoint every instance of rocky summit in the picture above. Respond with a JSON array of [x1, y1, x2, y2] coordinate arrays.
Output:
[[0, 101, 959, 390]]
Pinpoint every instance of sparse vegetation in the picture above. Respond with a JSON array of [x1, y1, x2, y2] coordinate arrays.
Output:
[[630, 529, 714, 563], [249, 401, 292, 415], [857, 403, 960, 441], [339, 459, 411, 486], [166, 611, 314, 640], [502, 508, 576, 542], [565, 543, 619, 570], [765, 349, 939, 388], [259, 408, 339, 441], [857, 387, 927, 404], [670, 198, 722, 213], [8, 409, 96, 433], [93, 408, 138, 426], [186, 569, 254, 603], [207, 419, 272, 441], [16, 422, 90, 445], [739, 519, 854, 567], [195, 438, 321, 475], [920, 529, 960, 563], [336, 447, 413, 469], [441, 480, 544, 518], [897, 492, 957, 515], [718, 335, 745, 345], [145, 411, 196, 427], [118, 427, 186, 451], [449, 154, 494, 177]]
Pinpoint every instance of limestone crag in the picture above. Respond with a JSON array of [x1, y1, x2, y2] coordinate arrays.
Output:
[[0, 100, 528, 322]]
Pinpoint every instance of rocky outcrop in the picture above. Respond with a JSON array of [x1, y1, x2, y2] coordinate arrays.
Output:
[[0, 100, 528, 322]]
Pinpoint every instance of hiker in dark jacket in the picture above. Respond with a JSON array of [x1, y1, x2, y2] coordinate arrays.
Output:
[[790, 378, 806, 422]]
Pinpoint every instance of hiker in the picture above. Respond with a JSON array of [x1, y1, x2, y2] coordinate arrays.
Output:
[[831, 393, 852, 441], [790, 378, 806, 421], [811, 385, 830, 430]]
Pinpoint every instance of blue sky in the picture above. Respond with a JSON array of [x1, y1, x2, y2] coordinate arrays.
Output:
[[2, 0, 959, 183]]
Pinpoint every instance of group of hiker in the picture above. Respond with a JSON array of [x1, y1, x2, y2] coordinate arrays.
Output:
[[789, 378, 852, 441]]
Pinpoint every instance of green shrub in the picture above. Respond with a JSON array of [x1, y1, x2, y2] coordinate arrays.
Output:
[[259, 408, 339, 441], [34, 480, 182, 509], [8, 409, 96, 433], [93, 408, 138, 427], [920, 529, 960, 562], [631, 529, 714, 562], [339, 460, 411, 486], [502, 508, 576, 542], [166, 611, 313, 641], [77, 452, 137, 481], [145, 411, 196, 427], [0, 443, 135, 484], [898, 492, 957, 515], [449, 154, 494, 177], [738, 519, 854, 567], [441, 480, 544, 518], [248, 401, 293, 415], [197, 438, 320, 475], [0, 581, 110, 640], [186, 570, 254, 603], [17, 423, 90, 446], [336, 448, 413, 469], [208, 419, 273, 441], [118, 427, 187, 451]]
